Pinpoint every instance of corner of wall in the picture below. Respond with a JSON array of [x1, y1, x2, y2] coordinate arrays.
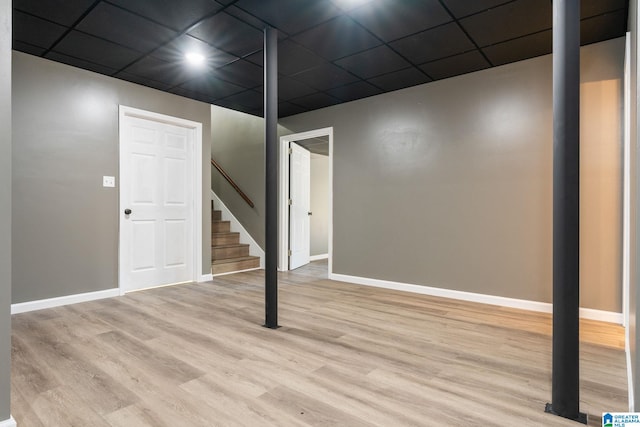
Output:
[[628, 0, 640, 412], [0, 0, 11, 421]]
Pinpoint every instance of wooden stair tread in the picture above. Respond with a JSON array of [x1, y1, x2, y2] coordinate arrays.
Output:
[[212, 220, 231, 232], [212, 255, 259, 265], [212, 243, 249, 249], [211, 203, 258, 274]]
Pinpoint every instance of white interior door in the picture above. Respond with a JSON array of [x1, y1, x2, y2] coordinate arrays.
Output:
[[120, 114, 194, 292], [289, 142, 311, 270]]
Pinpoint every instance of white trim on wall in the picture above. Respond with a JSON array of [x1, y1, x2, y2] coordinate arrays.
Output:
[[624, 32, 632, 329], [330, 273, 623, 324], [0, 416, 16, 427], [118, 106, 204, 293], [279, 127, 333, 274], [210, 189, 265, 268], [310, 254, 328, 261], [577, 308, 623, 324], [623, 31, 634, 412], [199, 273, 213, 282], [11, 289, 119, 315]]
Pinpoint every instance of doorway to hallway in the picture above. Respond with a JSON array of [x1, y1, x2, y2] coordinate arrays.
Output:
[[279, 128, 333, 273]]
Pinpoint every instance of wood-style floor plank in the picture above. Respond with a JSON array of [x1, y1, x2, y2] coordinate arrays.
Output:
[[11, 260, 627, 426]]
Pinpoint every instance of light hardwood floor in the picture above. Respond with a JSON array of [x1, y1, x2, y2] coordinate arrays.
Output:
[[12, 260, 627, 426]]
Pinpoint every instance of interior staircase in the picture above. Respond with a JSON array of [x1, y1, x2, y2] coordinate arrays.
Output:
[[211, 204, 260, 275]]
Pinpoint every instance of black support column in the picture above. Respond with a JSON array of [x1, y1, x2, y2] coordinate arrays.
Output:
[[545, 0, 585, 423], [264, 26, 279, 329]]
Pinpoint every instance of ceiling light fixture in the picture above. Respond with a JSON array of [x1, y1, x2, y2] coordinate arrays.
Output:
[[337, 0, 372, 10], [185, 52, 206, 66]]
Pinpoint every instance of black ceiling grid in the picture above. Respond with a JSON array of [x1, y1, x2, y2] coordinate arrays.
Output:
[[12, 0, 629, 118]]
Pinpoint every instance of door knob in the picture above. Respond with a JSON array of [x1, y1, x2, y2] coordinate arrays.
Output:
[[124, 209, 132, 215], [308, 212, 312, 216]]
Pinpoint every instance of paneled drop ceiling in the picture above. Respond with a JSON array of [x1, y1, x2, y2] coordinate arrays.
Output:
[[13, 0, 628, 117]]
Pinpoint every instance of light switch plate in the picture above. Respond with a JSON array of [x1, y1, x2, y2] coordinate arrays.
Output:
[[103, 176, 115, 187]]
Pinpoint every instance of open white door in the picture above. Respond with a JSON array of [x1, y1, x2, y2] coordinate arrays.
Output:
[[289, 142, 311, 270], [120, 110, 197, 292]]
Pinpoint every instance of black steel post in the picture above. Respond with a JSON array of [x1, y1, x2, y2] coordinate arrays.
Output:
[[544, 0, 585, 423], [264, 26, 279, 329]]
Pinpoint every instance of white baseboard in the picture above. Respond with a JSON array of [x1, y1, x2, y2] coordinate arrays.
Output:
[[0, 416, 16, 427], [329, 273, 623, 324], [578, 307, 624, 324], [211, 190, 265, 268], [11, 289, 120, 315], [213, 267, 261, 277], [198, 273, 213, 282], [310, 254, 328, 261]]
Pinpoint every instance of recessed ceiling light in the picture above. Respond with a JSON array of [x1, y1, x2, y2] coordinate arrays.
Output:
[[185, 52, 206, 66], [335, 0, 372, 10]]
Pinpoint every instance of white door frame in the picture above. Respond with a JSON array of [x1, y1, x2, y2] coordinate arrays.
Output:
[[279, 127, 333, 274], [623, 32, 631, 330], [118, 105, 203, 294]]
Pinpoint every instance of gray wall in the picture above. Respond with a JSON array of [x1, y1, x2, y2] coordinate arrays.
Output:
[[12, 52, 212, 304], [630, 0, 640, 410], [0, 0, 10, 421], [310, 153, 329, 256], [210, 105, 290, 249], [211, 106, 265, 247], [281, 38, 625, 313]]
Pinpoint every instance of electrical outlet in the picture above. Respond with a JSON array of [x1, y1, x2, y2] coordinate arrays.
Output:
[[103, 176, 115, 187]]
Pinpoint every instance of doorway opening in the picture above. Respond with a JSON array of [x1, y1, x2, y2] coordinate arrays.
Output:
[[279, 128, 333, 274]]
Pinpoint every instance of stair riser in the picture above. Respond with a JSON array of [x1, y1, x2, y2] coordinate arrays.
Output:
[[210, 209, 256, 274], [212, 221, 230, 233], [212, 234, 240, 245], [212, 258, 260, 275], [212, 245, 250, 260]]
